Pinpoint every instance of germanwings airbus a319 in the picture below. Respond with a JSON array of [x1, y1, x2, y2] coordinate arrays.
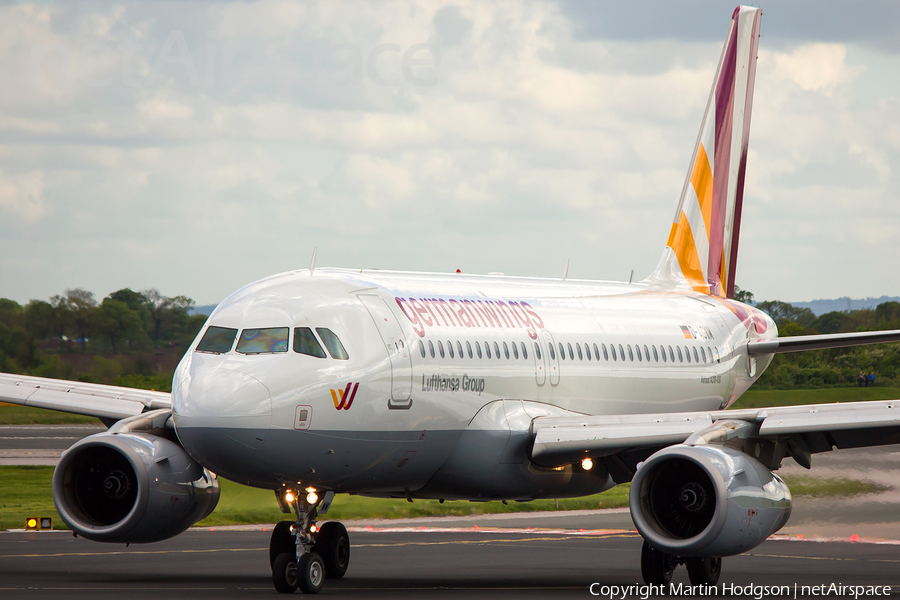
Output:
[[4, 6, 900, 593]]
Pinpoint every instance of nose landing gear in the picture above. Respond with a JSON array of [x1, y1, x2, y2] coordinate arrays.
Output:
[[270, 489, 350, 594]]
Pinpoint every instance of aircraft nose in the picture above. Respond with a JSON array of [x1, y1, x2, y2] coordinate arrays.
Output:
[[173, 368, 273, 480], [174, 367, 272, 423]]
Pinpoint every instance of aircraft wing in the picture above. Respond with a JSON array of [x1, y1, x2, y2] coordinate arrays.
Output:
[[0, 372, 171, 422], [748, 329, 900, 354], [530, 399, 900, 469]]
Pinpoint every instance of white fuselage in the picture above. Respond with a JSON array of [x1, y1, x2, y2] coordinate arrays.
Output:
[[171, 268, 776, 499]]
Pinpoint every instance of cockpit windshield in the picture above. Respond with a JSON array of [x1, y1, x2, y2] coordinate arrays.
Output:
[[236, 327, 289, 354], [196, 326, 238, 354], [293, 327, 327, 358], [316, 328, 349, 360]]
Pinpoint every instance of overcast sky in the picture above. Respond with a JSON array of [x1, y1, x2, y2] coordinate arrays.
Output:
[[1, 1, 899, 306]]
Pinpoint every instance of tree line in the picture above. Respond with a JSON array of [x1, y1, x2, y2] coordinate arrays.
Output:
[[0, 288, 208, 392], [736, 288, 900, 388], [2, 286, 900, 391]]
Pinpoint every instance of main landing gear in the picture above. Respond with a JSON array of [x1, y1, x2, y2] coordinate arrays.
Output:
[[641, 541, 721, 586], [270, 489, 350, 594]]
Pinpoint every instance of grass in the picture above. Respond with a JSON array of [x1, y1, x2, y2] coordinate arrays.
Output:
[[0, 466, 65, 531], [781, 474, 886, 498], [731, 386, 900, 410], [0, 404, 102, 425], [0, 466, 885, 531]]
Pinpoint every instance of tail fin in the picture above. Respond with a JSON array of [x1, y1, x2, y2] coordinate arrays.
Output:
[[647, 6, 761, 298]]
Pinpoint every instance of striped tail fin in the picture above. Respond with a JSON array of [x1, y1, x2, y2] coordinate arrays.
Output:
[[647, 6, 761, 299]]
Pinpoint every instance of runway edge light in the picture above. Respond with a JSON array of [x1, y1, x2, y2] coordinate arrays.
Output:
[[26, 517, 51, 530]]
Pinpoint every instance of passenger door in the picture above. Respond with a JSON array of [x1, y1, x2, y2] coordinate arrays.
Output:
[[541, 331, 560, 386], [533, 337, 546, 386], [358, 295, 412, 409]]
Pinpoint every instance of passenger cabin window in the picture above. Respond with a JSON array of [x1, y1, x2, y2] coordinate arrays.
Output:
[[504, 342, 511, 359], [548, 343, 556, 360], [677, 346, 683, 363], [494, 341, 501, 360], [644, 345, 651, 362], [476, 341, 483, 359], [437, 340, 445, 359], [627, 344, 634, 361], [653, 345, 660, 362], [511, 342, 518, 359], [533, 342, 541, 360], [610, 344, 617, 361], [635, 345, 642, 362], [196, 326, 238, 354], [521, 342, 528, 360], [419, 340, 426, 358], [559, 342, 566, 360], [585, 343, 591, 360], [693, 347, 700, 363], [294, 327, 327, 358], [237, 327, 289, 354], [447, 341, 454, 359], [484, 341, 491, 359], [316, 328, 349, 360], [428, 340, 435, 359], [457, 341, 464, 358], [576, 344, 583, 360], [467, 341, 474, 358]]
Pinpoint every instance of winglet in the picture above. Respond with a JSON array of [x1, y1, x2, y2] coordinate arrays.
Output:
[[646, 6, 761, 298]]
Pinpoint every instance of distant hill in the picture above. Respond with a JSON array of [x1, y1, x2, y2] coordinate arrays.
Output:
[[787, 296, 900, 316], [189, 304, 217, 317]]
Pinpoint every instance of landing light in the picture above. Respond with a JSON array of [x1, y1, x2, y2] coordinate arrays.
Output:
[[581, 458, 593, 471], [307, 491, 318, 504], [284, 491, 295, 503]]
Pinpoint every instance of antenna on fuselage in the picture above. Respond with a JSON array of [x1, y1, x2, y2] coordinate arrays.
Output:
[[629, 269, 634, 284], [562, 258, 570, 280], [309, 246, 317, 274]]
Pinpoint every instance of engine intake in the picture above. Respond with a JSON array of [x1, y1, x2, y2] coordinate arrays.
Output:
[[629, 444, 791, 557], [53, 431, 219, 543]]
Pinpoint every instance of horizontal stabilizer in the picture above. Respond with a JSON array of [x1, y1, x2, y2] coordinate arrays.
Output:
[[747, 329, 900, 355]]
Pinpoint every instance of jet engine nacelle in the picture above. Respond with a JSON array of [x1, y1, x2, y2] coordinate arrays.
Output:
[[53, 431, 220, 543], [629, 444, 791, 557]]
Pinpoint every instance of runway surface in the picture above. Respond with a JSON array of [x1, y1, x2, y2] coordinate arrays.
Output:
[[0, 425, 104, 465], [4, 527, 900, 598], [3, 426, 900, 597]]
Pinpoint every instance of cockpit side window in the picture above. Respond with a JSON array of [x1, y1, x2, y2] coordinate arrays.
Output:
[[236, 327, 289, 354], [196, 326, 238, 354], [316, 328, 349, 360], [293, 327, 327, 358]]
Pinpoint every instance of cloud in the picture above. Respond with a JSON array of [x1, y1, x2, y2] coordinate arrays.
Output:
[[0, 170, 45, 221], [0, 1, 898, 305]]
